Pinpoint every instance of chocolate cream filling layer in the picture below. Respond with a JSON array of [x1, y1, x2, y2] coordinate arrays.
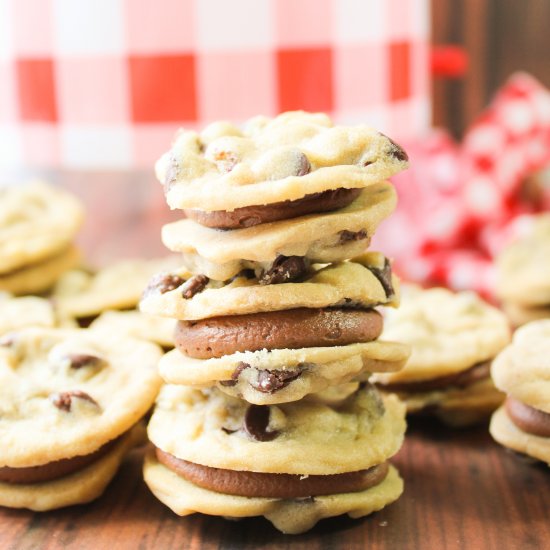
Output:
[[505, 397, 550, 437], [175, 307, 383, 359], [155, 448, 389, 498], [380, 360, 492, 393], [0, 436, 121, 484], [184, 187, 362, 229]]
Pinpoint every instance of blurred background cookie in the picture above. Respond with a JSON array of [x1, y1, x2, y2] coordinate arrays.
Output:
[[490, 320, 550, 465], [374, 286, 511, 427], [496, 214, 550, 327], [0, 182, 83, 296]]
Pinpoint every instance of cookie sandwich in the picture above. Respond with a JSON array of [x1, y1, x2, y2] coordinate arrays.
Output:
[[0, 182, 83, 296], [496, 214, 550, 327], [0, 327, 162, 510], [145, 384, 405, 534], [490, 320, 550, 465], [374, 286, 511, 427], [141, 111, 410, 533]]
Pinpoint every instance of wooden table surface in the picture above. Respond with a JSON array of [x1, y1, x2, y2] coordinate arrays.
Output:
[[1, 172, 549, 550]]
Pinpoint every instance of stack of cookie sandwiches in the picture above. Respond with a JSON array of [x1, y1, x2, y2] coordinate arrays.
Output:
[[496, 214, 550, 327], [490, 320, 550, 465], [0, 182, 83, 296], [140, 111, 411, 534], [373, 286, 511, 427]]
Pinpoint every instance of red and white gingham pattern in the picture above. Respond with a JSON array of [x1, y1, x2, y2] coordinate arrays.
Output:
[[0, 0, 430, 169]]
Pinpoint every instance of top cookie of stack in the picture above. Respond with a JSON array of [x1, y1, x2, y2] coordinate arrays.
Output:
[[142, 111, 410, 404]]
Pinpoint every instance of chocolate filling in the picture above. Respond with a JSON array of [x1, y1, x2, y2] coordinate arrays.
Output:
[[183, 188, 362, 229], [155, 448, 389, 498], [505, 397, 550, 438], [175, 307, 383, 359], [381, 361, 492, 393], [0, 436, 120, 484]]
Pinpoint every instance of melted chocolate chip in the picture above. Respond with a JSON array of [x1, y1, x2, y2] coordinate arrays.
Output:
[[66, 353, 106, 370], [227, 269, 255, 283], [258, 256, 309, 285], [219, 362, 251, 387], [243, 405, 278, 441], [367, 258, 394, 298], [164, 155, 180, 192], [50, 390, 99, 412], [339, 229, 368, 244], [382, 134, 408, 162], [295, 153, 311, 176], [143, 273, 185, 299], [181, 275, 210, 299], [253, 364, 308, 394]]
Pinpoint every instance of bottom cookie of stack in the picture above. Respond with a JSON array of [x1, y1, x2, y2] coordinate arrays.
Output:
[[144, 384, 405, 534]]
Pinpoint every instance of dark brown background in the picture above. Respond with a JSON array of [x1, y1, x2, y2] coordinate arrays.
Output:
[[433, 0, 550, 137]]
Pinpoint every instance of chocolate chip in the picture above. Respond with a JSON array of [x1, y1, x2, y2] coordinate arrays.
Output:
[[295, 153, 311, 176], [338, 229, 368, 244], [381, 134, 408, 162], [164, 155, 181, 192], [243, 405, 278, 441], [143, 273, 185, 299], [253, 364, 307, 394], [221, 427, 238, 435], [258, 255, 309, 285], [227, 269, 256, 283], [66, 353, 106, 370], [50, 390, 99, 412], [181, 274, 210, 299], [220, 362, 251, 387], [367, 258, 394, 299]]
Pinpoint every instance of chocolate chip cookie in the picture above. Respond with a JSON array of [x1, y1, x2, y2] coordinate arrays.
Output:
[[157, 111, 407, 213], [374, 286, 511, 426], [0, 181, 84, 276], [140, 252, 399, 321], [490, 320, 550, 464], [144, 384, 405, 533], [53, 256, 180, 321], [0, 327, 162, 510], [496, 214, 550, 326], [161, 183, 395, 281]]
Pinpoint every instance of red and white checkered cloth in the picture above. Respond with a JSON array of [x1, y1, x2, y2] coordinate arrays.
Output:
[[0, 0, 430, 169], [374, 73, 550, 299]]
